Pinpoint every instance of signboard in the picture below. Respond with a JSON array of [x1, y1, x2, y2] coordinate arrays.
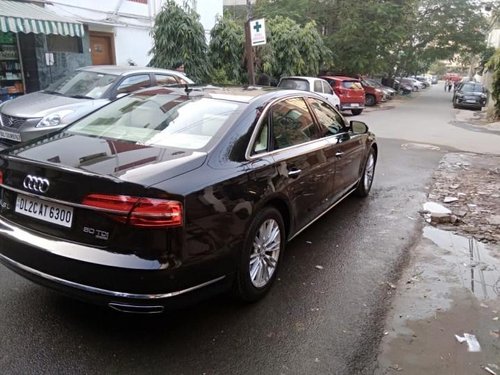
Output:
[[250, 18, 266, 46]]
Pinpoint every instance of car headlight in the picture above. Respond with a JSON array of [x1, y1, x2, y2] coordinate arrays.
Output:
[[37, 110, 74, 128], [376, 89, 382, 93]]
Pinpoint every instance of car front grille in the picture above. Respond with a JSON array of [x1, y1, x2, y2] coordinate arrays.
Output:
[[1, 113, 26, 129]]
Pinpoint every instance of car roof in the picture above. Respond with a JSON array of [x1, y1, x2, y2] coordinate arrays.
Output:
[[280, 76, 326, 83], [77, 65, 186, 77], [320, 75, 360, 82]]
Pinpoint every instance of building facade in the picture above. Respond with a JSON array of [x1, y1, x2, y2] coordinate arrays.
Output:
[[0, 0, 222, 97]]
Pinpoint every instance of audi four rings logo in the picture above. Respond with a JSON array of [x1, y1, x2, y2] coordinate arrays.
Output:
[[23, 175, 50, 193]]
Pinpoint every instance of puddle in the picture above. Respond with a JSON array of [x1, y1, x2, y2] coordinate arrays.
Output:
[[423, 226, 500, 300]]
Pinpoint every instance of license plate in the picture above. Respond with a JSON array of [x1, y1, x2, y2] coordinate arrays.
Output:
[[0, 129, 21, 141], [351, 103, 359, 107], [15, 194, 73, 228], [466, 100, 476, 103]]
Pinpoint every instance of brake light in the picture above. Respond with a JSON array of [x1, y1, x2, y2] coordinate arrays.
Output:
[[82, 194, 183, 228], [0, 170, 3, 185]]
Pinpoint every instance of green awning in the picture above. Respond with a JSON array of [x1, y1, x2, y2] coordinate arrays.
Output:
[[0, 0, 84, 37]]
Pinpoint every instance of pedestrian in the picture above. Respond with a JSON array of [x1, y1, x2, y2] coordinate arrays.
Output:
[[444, 79, 449, 91], [172, 61, 185, 74], [447, 80, 452, 92]]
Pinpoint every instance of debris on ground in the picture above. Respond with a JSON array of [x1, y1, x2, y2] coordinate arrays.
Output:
[[315, 265, 324, 270], [425, 153, 500, 243], [455, 333, 482, 352], [482, 365, 498, 375]]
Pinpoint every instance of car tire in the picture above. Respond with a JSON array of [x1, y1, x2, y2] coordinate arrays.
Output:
[[355, 148, 376, 197], [365, 94, 376, 106], [232, 206, 285, 302], [351, 109, 363, 115]]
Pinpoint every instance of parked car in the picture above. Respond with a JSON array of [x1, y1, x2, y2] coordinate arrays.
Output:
[[414, 76, 431, 88], [394, 79, 413, 95], [363, 78, 396, 100], [398, 77, 424, 91], [320, 76, 365, 115], [359, 79, 385, 106], [0, 66, 194, 146], [431, 75, 438, 84], [0, 86, 377, 313], [452, 82, 487, 110], [278, 76, 341, 109]]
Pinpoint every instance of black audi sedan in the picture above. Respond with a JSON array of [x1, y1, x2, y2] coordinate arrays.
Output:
[[0, 86, 377, 313]]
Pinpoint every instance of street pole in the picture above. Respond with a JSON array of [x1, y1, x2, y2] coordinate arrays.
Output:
[[245, 0, 255, 85]]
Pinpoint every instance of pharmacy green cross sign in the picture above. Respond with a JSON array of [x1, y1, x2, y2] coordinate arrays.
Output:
[[249, 18, 267, 46]]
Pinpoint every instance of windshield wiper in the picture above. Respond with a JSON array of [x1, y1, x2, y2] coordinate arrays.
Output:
[[43, 90, 65, 96], [70, 94, 94, 99]]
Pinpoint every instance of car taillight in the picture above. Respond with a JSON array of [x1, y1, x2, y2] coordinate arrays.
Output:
[[82, 194, 183, 228], [0, 170, 3, 185]]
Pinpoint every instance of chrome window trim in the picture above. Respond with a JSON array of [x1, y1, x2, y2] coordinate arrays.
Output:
[[245, 94, 343, 161], [0, 252, 225, 300]]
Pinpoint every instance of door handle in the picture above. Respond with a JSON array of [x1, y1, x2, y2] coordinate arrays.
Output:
[[335, 151, 344, 158], [288, 169, 302, 178]]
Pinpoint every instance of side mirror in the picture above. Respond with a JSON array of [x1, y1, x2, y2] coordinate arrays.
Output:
[[350, 120, 369, 134]]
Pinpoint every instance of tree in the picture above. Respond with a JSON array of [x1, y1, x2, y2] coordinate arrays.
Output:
[[395, 0, 488, 76], [486, 49, 500, 119], [257, 16, 330, 79], [208, 16, 245, 84], [149, 0, 209, 82]]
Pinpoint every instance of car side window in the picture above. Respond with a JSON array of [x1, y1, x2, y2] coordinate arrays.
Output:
[[313, 80, 323, 93], [307, 98, 345, 137], [322, 81, 333, 95], [270, 97, 319, 150], [155, 74, 179, 86], [252, 120, 269, 154], [116, 74, 151, 94]]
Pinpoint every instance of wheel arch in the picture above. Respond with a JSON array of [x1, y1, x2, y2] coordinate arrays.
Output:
[[261, 197, 292, 240]]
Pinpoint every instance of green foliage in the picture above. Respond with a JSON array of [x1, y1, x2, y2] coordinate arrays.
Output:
[[258, 16, 331, 79], [149, 0, 209, 82], [486, 49, 500, 119], [208, 17, 245, 84], [250, 0, 489, 78]]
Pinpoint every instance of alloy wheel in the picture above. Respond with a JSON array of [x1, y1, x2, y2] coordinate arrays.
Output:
[[249, 218, 281, 288], [364, 153, 375, 190]]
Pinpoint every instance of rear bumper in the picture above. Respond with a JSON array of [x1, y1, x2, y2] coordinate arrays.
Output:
[[0, 217, 232, 311], [340, 103, 365, 110]]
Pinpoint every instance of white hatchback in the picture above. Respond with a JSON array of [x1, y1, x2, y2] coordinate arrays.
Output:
[[278, 76, 341, 109]]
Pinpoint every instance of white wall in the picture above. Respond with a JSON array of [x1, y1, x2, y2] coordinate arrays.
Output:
[[46, 0, 222, 67], [487, 28, 500, 48]]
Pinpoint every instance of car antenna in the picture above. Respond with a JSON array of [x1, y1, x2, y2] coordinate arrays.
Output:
[[184, 84, 192, 96]]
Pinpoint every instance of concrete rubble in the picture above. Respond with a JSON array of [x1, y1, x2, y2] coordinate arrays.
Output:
[[424, 153, 500, 243]]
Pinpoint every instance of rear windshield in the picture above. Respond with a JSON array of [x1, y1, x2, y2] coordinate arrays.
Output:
[[66, 92, 242, 150], [278, 79, 310, 91], [342, 81, 363, 89]]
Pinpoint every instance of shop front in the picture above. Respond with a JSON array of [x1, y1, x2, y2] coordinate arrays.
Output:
[[0, 0, 89, 101]]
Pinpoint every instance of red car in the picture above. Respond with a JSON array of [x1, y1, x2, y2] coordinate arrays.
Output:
[[320, 76, 365, 115], [359, 78, 385, 106]]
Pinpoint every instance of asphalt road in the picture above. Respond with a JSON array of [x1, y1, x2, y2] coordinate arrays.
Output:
[[0, 87, 454, 374]]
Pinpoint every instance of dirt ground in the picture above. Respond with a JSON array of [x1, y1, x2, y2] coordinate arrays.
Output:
[[375, 152, 500, 375], [426, 153, 500, 244]]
